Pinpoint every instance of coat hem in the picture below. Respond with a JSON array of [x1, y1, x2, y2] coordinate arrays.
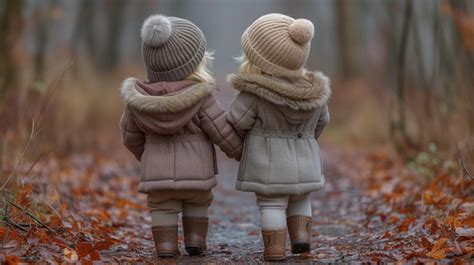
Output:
[[235, 176, 325, 195], [138, 178, 217, 194]]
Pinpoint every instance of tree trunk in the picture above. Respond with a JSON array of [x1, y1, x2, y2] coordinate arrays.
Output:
[[99, 0, 126, 71], [0, 0, 24, 98], [390, 0, 418, 158], [336, 0, 359, 80], [33, 0, 58, 84]]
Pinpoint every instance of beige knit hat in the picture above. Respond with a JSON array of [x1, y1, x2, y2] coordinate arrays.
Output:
[[141, 15, 206, 82], [242, 13, 314, 76]]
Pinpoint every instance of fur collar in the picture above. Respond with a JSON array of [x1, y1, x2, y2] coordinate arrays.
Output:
[[228, 71, 331, 110], [120, 78, 216, 113]]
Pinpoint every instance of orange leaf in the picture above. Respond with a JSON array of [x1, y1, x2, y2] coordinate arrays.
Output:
[[445, 216, 463, 228], [421, 237, 432, 249], [76, 242, 94, 258], [5, 256, 20, 265], [49, 216, 62, 227], [398, 217, 416, 232], [463, 216, 474, 227], [432, 238, 448, 251], [35, 229, 51, 243], [426, 248, 446, 259], [90, 251, 100, 261], [94, 240, 114, 251]]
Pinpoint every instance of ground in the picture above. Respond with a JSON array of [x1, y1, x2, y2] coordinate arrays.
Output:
[[0, 146, 473, 264]]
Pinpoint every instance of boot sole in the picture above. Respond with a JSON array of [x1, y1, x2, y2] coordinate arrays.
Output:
[[292, 242, 310, 254], [157, 253, 178, 258], [185, 246, 204, 256], [264, 255, 286, 261]]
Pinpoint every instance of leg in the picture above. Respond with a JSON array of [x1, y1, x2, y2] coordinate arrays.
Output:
[[256, 194, 289, 261], [147, 191, 182, 258], [182, 191, 213, 256], [287, 194, 312, 254]]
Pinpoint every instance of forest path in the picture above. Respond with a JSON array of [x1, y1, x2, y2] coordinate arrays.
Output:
[[3, 147, 470, 263], [103, 148, 386, 263]]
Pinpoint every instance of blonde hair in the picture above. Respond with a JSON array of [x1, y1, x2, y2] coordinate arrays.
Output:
[[185, 51, 215, 83], [235, 54, 262, 75], [236, 54, 307, 76]]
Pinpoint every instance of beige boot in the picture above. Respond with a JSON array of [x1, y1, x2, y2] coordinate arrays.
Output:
[[287, 215, 312, 254], [152, 225, 180, 258], [182, 217, 208, 256], [262, 229, 287, 261]]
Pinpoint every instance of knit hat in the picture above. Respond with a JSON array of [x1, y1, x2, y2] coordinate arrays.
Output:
[[141, 14, 206, 82], [242, 13, 314, 76]]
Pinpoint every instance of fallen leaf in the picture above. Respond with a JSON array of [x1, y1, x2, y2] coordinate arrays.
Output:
[[462, 216, 474, 227], [421, 237, 432, 249], [62, 247, 78, 262], [426, 248, 447, 259], [432, 238, 448, 251], [4, 256, 20, 265]]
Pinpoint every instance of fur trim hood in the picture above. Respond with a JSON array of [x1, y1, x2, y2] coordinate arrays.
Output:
[[120, 77, 216, 113], [228, 71, 331, 110]]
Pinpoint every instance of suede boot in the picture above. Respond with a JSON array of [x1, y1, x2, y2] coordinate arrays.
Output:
[[182, 216, 208, 256], [151, 225, 179, 258], [287, 215, 312, 254], [261, 229, 287, 261]]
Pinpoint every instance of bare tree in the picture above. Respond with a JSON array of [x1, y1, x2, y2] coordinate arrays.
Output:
[[0, 0, 24, 97], [335, 0, 359, 80], [390, 0, 418, 158], [70, 0, 98, 72], [98, 0, 127, 71], [32, 0, 59, 84]]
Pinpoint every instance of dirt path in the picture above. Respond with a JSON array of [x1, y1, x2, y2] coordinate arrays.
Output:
[[102, 149, 374, 263], [3, 148, 471, 263]]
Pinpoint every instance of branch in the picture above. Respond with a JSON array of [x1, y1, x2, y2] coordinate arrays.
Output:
[[2, 204, 28, 234], [457, 144, 473, 180], [0, 120, 36, 191], [7, 200, 52, 231]]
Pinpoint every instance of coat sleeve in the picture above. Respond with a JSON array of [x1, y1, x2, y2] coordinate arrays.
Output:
[[314, 103, 330, 140], [199, 95, 243, 160], [120, 107, 145, 161], [226, 92, 258, 138]]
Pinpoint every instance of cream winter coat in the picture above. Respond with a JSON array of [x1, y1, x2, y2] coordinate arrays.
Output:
[[227, 71, 330, 195]]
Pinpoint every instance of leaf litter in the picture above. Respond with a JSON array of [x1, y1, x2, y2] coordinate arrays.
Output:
[[0, 146, 472, 263]]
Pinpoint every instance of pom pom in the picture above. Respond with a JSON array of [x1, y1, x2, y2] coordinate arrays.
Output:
[[141, 15, 172, 47], [288, 19, 314, 44]]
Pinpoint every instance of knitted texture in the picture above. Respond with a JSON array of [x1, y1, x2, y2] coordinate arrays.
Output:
[[241, 13, 314, 76], [141, 15, 206, 82]]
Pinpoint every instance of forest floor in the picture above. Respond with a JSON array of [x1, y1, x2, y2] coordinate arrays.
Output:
[[0, 146, 473, 264]]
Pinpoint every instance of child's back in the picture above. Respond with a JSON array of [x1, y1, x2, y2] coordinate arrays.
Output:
[[227, 13, 331, 261], [228, 72, 330, 195], [121, 78, 240, 192], [119, 14, 241, 258]]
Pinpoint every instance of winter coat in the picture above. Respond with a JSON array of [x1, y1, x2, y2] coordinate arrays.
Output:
[[120, 78, 242, 193], [227, 71, 331, 195]]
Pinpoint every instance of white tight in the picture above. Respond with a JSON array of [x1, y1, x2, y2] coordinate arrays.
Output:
[[256, 193, 312, 230]]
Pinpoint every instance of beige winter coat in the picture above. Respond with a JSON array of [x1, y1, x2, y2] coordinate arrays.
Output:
[[120, 78, 241, 193], [227, 71, 330, 195]]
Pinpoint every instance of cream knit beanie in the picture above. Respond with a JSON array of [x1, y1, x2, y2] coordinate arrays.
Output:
[[141, 14, 206, 82], [241, 13, 314, 76]]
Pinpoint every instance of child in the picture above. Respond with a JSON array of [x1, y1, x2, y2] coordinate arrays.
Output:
[[227, 14, 331, 261], [120, 14, 241, 258]]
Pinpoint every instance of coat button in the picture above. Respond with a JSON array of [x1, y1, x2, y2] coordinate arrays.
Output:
[[297, 133, 303, 138]]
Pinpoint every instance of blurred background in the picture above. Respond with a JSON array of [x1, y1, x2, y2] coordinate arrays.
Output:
[[0, 0, 473, 162]]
